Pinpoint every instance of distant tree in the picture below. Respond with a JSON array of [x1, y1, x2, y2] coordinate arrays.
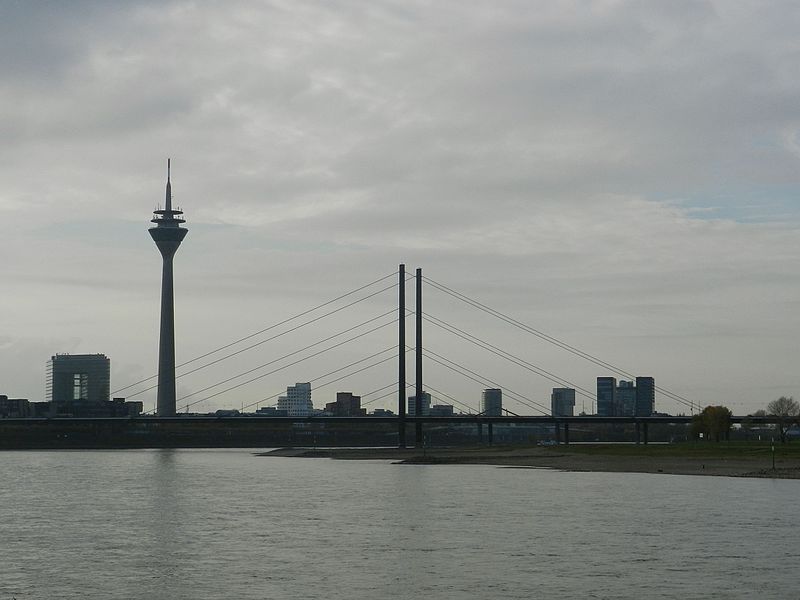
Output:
[[766, 396, 799, 443], [740, 409, 767, 439], [691, 405, 732, 442]]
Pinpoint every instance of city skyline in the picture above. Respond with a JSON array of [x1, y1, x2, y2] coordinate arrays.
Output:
[[1, 2, 799, 415]]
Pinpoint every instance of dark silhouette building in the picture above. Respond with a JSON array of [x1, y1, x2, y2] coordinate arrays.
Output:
[[32, 398, 142, 418], [149, 160, 188, 417], [46, 353, 110, 403], [0, 396, 31, 418], [635, 376, 655, 416], [326, 392, 366, 417], [617, 380, 636, 415], [597, 376, 656, 416], [407, 391, 432, 416], [596, 377, 617, 416], [429, 404, 454, 417], [551, 388, 575, 416]]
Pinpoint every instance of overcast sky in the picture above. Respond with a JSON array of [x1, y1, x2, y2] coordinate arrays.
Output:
[[1, 0, 798, 415]]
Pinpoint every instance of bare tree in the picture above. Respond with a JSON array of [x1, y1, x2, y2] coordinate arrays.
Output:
[[766, 396, 799, 443]]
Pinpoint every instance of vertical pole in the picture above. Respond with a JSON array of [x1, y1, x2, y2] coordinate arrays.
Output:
[[643, 422, 649, 445], [555, 422, 561, 445], [564, 422, 570, 445], [398, 264, 406, 448], [488, 422, 494, 446], [415, 267, 423, 446], [156, 254, 177, 416]]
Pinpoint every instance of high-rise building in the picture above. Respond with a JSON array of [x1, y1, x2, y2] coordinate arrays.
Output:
[[596, 377, 617, 416], [277, 382, 313, 416], [617, 380, 636, 416], [635, 376, 655, 416], [46, 354, 110, 403], [481, 388, 503, 416], [149, 160, 188, 417], [407, 391, 431, 416], [551, 388, 576, 417]]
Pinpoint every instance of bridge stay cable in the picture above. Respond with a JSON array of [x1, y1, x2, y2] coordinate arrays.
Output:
[[112, 271, 399, 395], [166, 346, 399, 414], [421, 382, 478, 415], [423, 276, 695, 411], [129, 310, 401, 401], [238, 348, 403, 413], [424, 311, 596, 400], [360, 382, 412, 407], [176, 319, 399, 405], [423, 348, 550, 415]]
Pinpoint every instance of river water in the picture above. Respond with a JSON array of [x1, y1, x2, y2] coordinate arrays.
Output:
[[1, 449, 797, 599]]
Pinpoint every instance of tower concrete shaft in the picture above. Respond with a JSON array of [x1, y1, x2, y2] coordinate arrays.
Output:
[[148, 160, 187, 416]]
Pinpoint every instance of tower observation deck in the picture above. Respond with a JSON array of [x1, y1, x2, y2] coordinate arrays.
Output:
[[149, 159, 188, 416]]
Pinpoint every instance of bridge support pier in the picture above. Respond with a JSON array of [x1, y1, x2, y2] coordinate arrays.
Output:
[[563, 422, 570, 445], [555, 422, 561, 445], [643, 422, 649, 445], [488, 423, 494, 446]]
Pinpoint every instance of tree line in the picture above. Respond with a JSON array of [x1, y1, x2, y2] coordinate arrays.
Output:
[[691, 396, 799, 443]]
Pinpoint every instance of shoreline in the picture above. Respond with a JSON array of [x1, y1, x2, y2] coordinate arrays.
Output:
[[260, 445, 800, 479]]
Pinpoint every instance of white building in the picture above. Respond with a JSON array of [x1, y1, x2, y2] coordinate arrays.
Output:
[[277, 382, 313, 416]]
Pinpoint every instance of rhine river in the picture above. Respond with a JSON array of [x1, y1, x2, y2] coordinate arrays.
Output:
[[1, 449, 797, 599]]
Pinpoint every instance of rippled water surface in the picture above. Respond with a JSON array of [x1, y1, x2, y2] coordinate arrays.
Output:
[[1, 449, 798, 599]]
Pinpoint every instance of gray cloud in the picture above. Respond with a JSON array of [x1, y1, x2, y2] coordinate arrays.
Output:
[[1, 1, 798, 415]]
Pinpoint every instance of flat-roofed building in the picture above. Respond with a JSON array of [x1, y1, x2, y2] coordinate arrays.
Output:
[[635, 376, 655, 416], [550, 388, 575, 417], [617, 380, 636, 416], [430, 404, 454, 417], [481, 389, 503, 416], [597, 377, 617, 416], [325, 392, 366, 417], [407, 391, 431, 416], [46, 354, 110, 403]]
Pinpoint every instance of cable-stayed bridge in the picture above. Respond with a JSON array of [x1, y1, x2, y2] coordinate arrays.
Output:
[[98, 265, 715, 445]]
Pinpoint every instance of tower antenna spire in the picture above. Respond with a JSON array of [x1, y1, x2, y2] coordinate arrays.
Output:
[[150, 160, 188, 417], [165, 158, 172, 211]]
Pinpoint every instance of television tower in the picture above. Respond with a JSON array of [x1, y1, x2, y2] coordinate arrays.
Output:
[[149, 159, 188, 416]]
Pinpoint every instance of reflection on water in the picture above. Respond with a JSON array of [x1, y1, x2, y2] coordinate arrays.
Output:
[[1, 449, 798, 599]]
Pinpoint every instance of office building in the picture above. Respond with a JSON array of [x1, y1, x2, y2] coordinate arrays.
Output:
[[325, 392, 366, 417], [551, 388, 575, 417], [430, 404, 454, 417], [46, 354, 110, 403], [596, 377, 617, 416], [407, 391, 431, 416], [635, 376, 655, 416], [617, 380, 636, 416], [277, 382, 313, 417], [0, 396, 31, 418], [481, 388, 503, 416]]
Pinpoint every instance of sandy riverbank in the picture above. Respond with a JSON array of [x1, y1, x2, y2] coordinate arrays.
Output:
[[260, 445, 800, 479]]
